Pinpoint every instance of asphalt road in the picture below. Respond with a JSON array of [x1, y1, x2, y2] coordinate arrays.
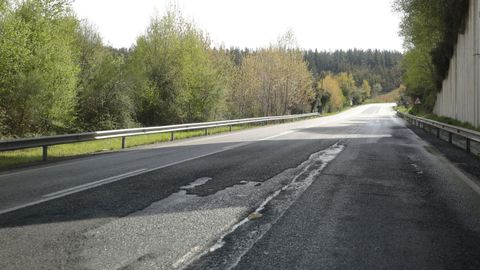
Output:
[[1, 103, 480, 270]]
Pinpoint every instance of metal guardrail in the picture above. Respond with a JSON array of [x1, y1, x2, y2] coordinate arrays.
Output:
[[397, 111, 480, 153], [0, 113, 319, 161]]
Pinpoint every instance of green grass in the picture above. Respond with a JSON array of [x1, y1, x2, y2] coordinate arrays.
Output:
[[394, 106, 409, 113], [421, 114, 480, 132], [395, 106, 480, 132], [0, 123, 258, 170]]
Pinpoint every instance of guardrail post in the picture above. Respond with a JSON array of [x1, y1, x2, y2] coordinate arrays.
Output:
[[121, 136, 126, 149], [171, 132, 174, 141], [229, 125, 232, 132], [466, 138, 471, 153], [436, 127, 440, 138], [42, 145, 48, 161], [448, 132, 453, 143], [205, 128, 208, 136]]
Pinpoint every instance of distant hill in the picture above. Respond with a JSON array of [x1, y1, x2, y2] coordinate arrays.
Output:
[[225, 48, 403, 93], [367, 85, 406, 103], [303, 49, 403, 92]]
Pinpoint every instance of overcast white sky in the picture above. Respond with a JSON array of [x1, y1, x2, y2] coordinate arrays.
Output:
[[72, 0, 403, 51]]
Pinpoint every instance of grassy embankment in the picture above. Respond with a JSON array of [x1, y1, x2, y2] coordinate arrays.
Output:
[[396, 106, 480, 133], [0, 125, 248, 170], [1, 114, 327, 170], [1, 106, 374, 170]]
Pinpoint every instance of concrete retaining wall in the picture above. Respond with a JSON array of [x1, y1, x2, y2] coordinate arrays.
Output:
[[434, 0, 480, 128]]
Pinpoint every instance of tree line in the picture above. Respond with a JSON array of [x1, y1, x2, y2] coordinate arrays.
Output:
[[394, 0, 470, 111], [303, 49, 403, 92], [0, 0, 402, 139], [227, 48, 403, 93]]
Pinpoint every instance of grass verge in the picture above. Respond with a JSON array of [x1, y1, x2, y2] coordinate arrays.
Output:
[[0, 123, 266, 170], [395, 106, 480, 132]]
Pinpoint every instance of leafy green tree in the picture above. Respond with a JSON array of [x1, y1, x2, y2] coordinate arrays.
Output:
[[128, 8, 228, 125], [311, 80, 332, 114], [0, 0, 8, 15], [401, 47, 436, 108], [229, 32, 314, 117], [336, 72, 356, 105], [0, 0, 79, 137], [372, 83, 383, 98], [74, 22, 135, 131], [209, 47, 235, 119], [318, 74, 345, 112], [394, 0, 470, 111], [361, 80, 372, 100]]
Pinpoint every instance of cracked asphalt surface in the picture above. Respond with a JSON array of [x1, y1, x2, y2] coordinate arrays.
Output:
[[1, 103, 480, 270]]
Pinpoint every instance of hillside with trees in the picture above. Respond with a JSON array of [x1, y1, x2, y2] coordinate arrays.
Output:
[[394, 0, 470, 112], [0, 0, 403, 139], [303, 49, 403, 92]]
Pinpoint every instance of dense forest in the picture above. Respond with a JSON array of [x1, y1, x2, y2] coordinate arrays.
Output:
[[394, 0, 470, 111], [0, 0, 403, 139], [227, 48, 403, 93], [303, 49, 403, 92]]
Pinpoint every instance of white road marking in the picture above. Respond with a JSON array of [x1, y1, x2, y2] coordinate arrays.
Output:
[[258, 131, 294, 141], [0, 154, 118, 178], [431, 150, 480, 196], [222, 142, 251, 151], [42, 169, 148, 198], [0, 105, 382, 215], [405, 119, 480, 197], [458, 172, 480, 196], [0, 140, 260, 215], [0, 122, 293, 179], [0, 105, 373, 179], [0, 169, 147, 215]]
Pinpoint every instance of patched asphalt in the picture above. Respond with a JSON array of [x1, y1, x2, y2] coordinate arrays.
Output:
[[2, 104, 480, 270]]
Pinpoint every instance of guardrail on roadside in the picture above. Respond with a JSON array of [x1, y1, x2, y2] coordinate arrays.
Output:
[[0, 113, 319, 161], [397, 111, 480, 154]]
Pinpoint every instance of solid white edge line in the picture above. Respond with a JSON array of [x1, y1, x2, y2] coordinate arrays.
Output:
[[0, 126, 305, 215], [1, 105, 371, 179], [258, 131, 294, 141], [42, 169, 148, 198], [398, 114, 480, 197], [0, 141, 256, 215], [0, 123, 284, 179], [0, 149, 231, 215]]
